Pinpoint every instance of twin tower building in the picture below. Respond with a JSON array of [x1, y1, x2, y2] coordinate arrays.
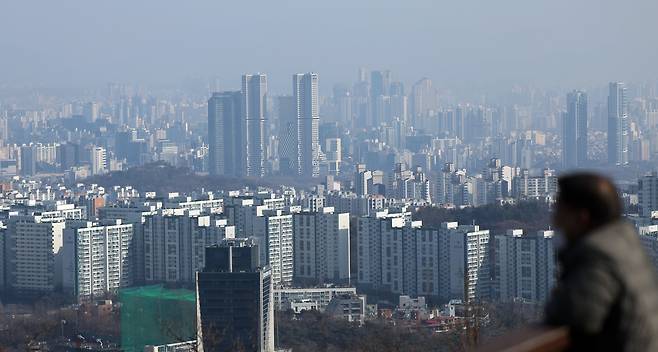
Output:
[[208, 73, 320, 178]]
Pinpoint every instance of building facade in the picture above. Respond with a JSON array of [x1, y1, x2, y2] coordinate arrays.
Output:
[[196, 239, 274, 352], [293, 208, 350, 285]]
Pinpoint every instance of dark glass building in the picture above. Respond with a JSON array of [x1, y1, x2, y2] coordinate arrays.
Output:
[[196, 238, 274, 352]]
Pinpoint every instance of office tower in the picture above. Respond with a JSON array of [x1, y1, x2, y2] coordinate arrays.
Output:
[[278, 96, 297, 175], [492, 230, 555, 303], [608, 82, 629, 165], [252, 209, 294, 287], [58, 143, 80, 171], [6, 214, 66, 294], [143, 209, 234, 283], [196, 239, 274, 352], [370, 70, 391, 126], [293, 73, 321, 178], [0, 116, 7, 142], [90, 146, 107, 175], [208, 91, 243, 176], [563, 90, 588, 168], [411, 78, 438, 121], [354, 168, 373, 196], [62, 220, 134, 299], [243, 74, 268, 177], [370, 70, 391, 97], [454, 106, 466, 140], [293, 208, 350, 285], [83, 102, 100, 123], [19, 145, 36, 176]]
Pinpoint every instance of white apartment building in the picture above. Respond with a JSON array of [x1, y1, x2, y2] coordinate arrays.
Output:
[[143, 209, 235, 283], [512, 169, 558, 200], [251, 209, 294, 287], [62, 220, 134, 299], [356, 212, 490, 302], [492, 229, 555, 303], [6, 214, 66, 294], [98, 204, 159, 285], [293, 207, 350, 284]]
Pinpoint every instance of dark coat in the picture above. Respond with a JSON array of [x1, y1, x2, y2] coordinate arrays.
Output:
[[545, 220, 658, 352]]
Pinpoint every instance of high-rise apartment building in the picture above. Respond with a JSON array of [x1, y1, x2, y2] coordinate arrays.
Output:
[[208, 91, 243, 176], [293, 73, 320, 178], [492, 230, 555, 303], [143, 209, 235, 283], [5, 215, 66, 294], [608, 82, 629, 165], [293, 207, 350, 285], [563, 90, 588, 168], [196, 239, 274, 352], [356, 211, 490, 302], [243, 74, 268, 177], [62, 220, 134, 299], [251, 209, 294, 287]]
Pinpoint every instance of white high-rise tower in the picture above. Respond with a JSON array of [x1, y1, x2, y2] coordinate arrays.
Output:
[[608, 82, 629, 166], [243, 74, 268, 177], [293, 73, 320, 178]]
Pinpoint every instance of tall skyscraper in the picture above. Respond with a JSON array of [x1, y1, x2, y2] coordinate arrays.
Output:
[[563, 90, 588, 168], [608, 82, 629, 166], [370, 70, 391, 97], [370, 70, 391, 126], [208, 91, 243, 176], [411, 78, 438, 123], [293, 73, 320, 178], [243, 74, 268, 177], [83, 102, 100, 123], [196, 239, 274, 352]]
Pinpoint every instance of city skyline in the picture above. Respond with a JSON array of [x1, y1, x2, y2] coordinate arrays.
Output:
[[3, 2, 658, 351]]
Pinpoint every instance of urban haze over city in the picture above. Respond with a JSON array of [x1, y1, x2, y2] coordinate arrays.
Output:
[[1, 1, 658, 351]]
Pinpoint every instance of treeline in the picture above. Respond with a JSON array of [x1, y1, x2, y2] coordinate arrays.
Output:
[[82, 162, 315, 194], [413, 201, 552, 235], [276, 310, 467, 352]]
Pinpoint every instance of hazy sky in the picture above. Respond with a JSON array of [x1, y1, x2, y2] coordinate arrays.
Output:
[[2, 0, 658, 94]]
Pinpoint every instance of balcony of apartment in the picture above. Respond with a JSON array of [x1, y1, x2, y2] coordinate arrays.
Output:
[[477, 326, 569, 352]]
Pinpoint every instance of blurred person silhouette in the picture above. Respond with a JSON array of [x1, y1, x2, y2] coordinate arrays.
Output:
[[546, 173, 658, 351]]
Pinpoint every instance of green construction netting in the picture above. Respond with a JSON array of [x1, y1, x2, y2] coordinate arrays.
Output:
[[120, 285, 196, 351]]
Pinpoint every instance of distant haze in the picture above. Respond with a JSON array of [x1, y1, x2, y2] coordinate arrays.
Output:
[[1, 0, 657, 93]]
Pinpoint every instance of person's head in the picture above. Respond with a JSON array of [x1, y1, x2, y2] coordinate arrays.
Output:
[[553, 173, 622, 242]]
